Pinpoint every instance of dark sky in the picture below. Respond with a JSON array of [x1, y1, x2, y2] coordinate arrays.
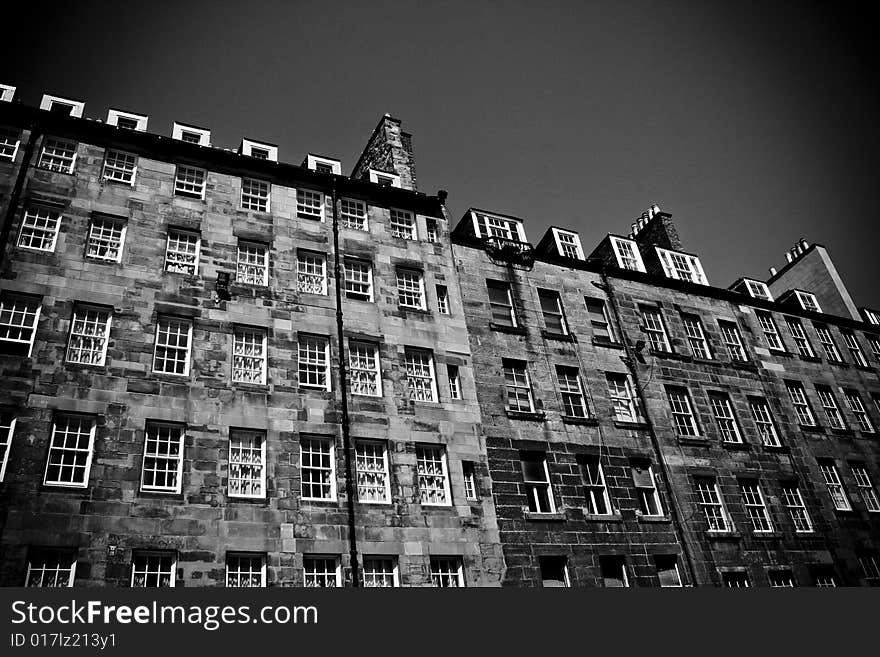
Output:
[[3, 1, 878, 306]]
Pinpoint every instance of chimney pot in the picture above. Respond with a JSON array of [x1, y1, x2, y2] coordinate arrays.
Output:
[[769, 266, 777, 276], [785, 252, 793, 263], [437, 189, 448, 203]]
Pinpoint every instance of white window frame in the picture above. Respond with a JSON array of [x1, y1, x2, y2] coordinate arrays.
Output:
[[355, 440, 390, 504], [404, 348, 438, 402], [307, 154, 342, 175], [462, 462, 478, 501], [739, 481, 774, 533], [43, 414, 96, 488], [152, 316, 192, 376], [819, 462, 851, 511], [296, 251, 328, 295], [756, 311, 785, 351], [172, 122, 211, 146], [236, 240, 269, 286], [656, 247, 708, 284], [0, 413, 14, 482], [606, 372, 643, 423], [0, 126, 20, 161], [362, 556, 399, 587], [580, 456, 612, 516], [25, 550, 76, 588], [695, 478, 731, 532], [340, 198, 368, 231], [396, 268, 426, 310], [487, 280, 517, 328], [0, 293, 41, 356], [708, 393, 743, 443], [174, 165, 207, 199], [102, 149, 137, 185], [655, 556, 683, 587], [722, 572, 751, 588], [226, 553, 266, 587], [240, 178, 270, 213], [585, 297, 618, 342], [40, 94, 84, 117], [300, 437, 337, 502], [781, 484, 813, 533], [368, 169, 401, 187], [106, 109, 148, 131], [816, 386, 847, 430], [343, 258, 373, 302], [600, 556, 630, 588], [430, 556, 464, 587], [416, 445, 451, 506], [228, 429, 266, 499], [795, 290, 821, 313], [0, 84, 16, 103], [667, 388, 700, 436], [851, 465, 880, 513], [131, 551, 177, 588], [867, 335, 880, 363], [298, 334, 331, 391], [748, 397, 781, 447], [609, 236, 645, 272], [843, 389, 875, 433], [436, 285, 450, 314], [841, 329, 868, 367], [641, 307, 672, 352], [813, 323, 843, 362], [538, 289, 568, 335], [232, 326, 267, 385], [719, 320, 748, 361], [164, 229, 200, 275], [66, 305, 112, 366], [785, 317, 815, 358], [86, 214, 127, 263], [296, 189, 325, 221], [786, 381, 817, 426], [18, 206, 61, 252], [389, 208, 416, 239], [447, 364, 461, 400], [681, 313, 712, 359], [241, 139, 278, 161], [140, 422, 185, 494], [503, 359, 534, 413], [38, 137, 77, 173], [303, 555, 341, 588], [863, 309, 880, 325], [521, 453, 555, 514], [556, 365, 588, 418], [633, 463, 664, 517], [744, 279, 773, 301], [553, 228, 585, 260], [471, 210, 526, 242], [348, 341, 381, 397], [425, 218, 439, 243], [767, 570, 794, 587]]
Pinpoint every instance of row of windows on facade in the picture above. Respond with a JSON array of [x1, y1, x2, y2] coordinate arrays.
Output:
[[15, 206, 445, 305], [0, 298, 459, 400], [489, 280, 880, 369], [0, 414, 475, 506], [1, 133, 437, 238], [22, 550, 467, 588]]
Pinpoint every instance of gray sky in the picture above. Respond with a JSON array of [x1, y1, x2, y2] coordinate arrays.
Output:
[[3, 0, 878, 306]]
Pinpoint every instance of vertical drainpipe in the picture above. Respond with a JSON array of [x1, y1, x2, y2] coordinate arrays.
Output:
[[330, 180, 360, 587], [0, 123, 41, 270], [598, 265, 700, 586]]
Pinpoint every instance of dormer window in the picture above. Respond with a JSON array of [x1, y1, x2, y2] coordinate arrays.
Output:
[[656, 247, 708, 285], [795, 290, 821, 313], [0, 84, 15, 103], [172, 122, 210, 146], [241, 139, 278, 161], [107, 109, 148, 131], [610, 236, 646, 272], [552, 228, 584, 260], [368, 169, 401, 187], [309, 155, 342, 175], [864, 309, 880, 325], [744, 279, 773, 301], [471, 211, 526, 242], [40, 94, 84, 118]]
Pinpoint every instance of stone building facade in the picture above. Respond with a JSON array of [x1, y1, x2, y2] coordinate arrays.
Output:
[[0, 84, 877, 586]]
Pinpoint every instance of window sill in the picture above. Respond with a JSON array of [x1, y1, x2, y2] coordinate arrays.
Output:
[[231, 382, 269, 393], [561, 415, 598, 426], [541, 330, 574, 342], [692, 357, 716, 365], [827, 360, 848, 368], [760, 443, 790, 454], [65, 362, 109, 373], [799, 355, 822, 364], [677, 436, 711, 447], [592, 338, 624, 349], [582, 512, 623, 522], [638, 514, 672, 524], [524, 511, 566, 522], [650, 349, 683, 360], [799, 424, 826, 434], [833, 508, 857, 515], [506, 409, 546, 422], [399, 307, 431, 316], [613, 420, 650, 430], [730, 360, 757, 371], [705, 531, 741, 541], [720, 441, 751, 451], [855, 365, 876, 373], [751, 531, 783, 540], [36, 166, 75, 176], [490, 323, 527, 335], [149, 372, 191, 383], [768, 349, 794, 357], [830, 428, 855, 438]]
